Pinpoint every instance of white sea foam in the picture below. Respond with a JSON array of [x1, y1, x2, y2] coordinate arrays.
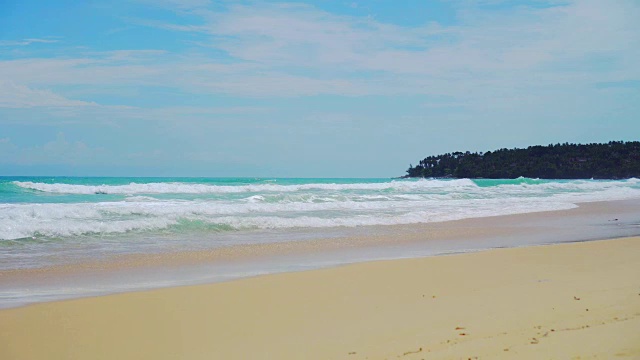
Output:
[[13, 179, 478, 195], [0, 198, 576, 240], [124, 195, 159, 202], [2, 182, 640, 240], [13, 178, 640, 196]]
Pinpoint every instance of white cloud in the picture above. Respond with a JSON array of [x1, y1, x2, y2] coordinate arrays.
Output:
[[101, 50, 168, 62], [0, 0, 638, 104], [0, 38, 59, 47], [137, 0, 211, 10], [0, 133, 109, 166], [0, 81, 96, 108]]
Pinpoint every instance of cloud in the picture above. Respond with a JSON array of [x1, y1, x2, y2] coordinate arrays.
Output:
[[101, 50, 169, 62], [0, 38, 59, 47], [169, 0, 639, 77], [0, 133, 109, 166], [0, 81, 96, 108], [1, 1, 638, 105], [0, 137, 17, 154], [137, 0, 211, 10]]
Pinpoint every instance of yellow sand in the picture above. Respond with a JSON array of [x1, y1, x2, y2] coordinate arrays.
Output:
[[1, 237, 639, 360]]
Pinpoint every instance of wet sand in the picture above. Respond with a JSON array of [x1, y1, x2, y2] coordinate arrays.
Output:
[[1, 236, 639, 359]]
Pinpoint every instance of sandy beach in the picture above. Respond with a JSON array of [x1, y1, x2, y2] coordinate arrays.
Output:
[[3, 0, 640, 357], [1, 235, 639, 359]]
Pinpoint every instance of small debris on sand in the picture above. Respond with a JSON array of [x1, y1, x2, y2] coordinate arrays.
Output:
[[402, 347, 422, 356]]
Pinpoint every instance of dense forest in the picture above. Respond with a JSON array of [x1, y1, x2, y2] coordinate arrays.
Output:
[[405, 141, 640, 179]]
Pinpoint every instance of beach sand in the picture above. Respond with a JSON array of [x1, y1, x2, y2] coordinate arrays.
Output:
[[1, 236, 639, 359]]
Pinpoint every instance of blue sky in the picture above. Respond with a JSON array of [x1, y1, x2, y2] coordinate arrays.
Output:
[[1, 0, 639, 177]]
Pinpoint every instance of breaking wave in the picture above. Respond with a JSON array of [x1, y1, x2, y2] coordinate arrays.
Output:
[[0, 198, 578, 240], [2, 177, 639, 241], [13, 179, 478, 195]]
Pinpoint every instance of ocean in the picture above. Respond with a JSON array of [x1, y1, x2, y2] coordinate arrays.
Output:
[[2, 176, 640, 272]]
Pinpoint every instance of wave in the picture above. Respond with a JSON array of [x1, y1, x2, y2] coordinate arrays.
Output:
[[13, 178, 640, 196], [0, 197, 579, 241], [3, 185, 640, 240], [3, 178, 640, 241], [12, 179, 478, 195]]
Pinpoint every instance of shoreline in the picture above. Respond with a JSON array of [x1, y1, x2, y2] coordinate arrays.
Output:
[[2, 236, 639, 359], [2, 199, 640, 308]]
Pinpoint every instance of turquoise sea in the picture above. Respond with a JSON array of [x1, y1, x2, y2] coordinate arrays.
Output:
[[2, 176, 640, 271]]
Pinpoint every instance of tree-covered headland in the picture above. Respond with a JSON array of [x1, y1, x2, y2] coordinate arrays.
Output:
[[405, 141, 640, 179]]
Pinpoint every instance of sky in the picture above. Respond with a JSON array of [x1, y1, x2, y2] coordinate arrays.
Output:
[[0, 0, 639, 177]]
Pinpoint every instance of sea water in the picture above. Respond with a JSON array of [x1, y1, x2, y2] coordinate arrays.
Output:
[[2, 176, 640, 271]]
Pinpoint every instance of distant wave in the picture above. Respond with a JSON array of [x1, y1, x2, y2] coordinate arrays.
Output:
[[12, 178, 640, 195], [12, 179, 478, 195]]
